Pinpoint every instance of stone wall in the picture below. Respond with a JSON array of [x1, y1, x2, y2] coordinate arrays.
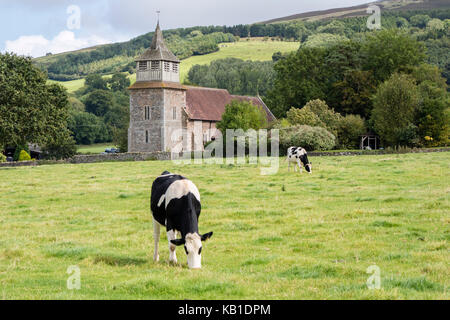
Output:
[[0, 148, 448, 169]]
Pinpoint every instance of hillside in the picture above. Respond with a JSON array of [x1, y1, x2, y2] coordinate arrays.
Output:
[[262, 0, 450, 24], [52, 38, 299, 93]]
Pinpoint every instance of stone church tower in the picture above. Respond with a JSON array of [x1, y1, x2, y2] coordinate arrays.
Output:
[[128, 22, 186, 153], [128, 22, 275, 153]]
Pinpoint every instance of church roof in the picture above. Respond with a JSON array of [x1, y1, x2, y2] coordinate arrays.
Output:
[[185, 86, 276, 122], [136, 22, 180, 63]]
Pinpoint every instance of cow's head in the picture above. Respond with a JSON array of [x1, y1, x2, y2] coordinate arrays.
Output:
[[300, 154, 312, 174], [171, 232, 213, 269]]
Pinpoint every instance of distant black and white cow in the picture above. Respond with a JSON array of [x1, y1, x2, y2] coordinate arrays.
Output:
[[151, 171, 213, 269], [287, 147, 312, 173]]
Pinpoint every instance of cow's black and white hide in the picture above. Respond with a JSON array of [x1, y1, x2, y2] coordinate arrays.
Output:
[[151, 171, 213, 269], [287, 147, 312, 173]]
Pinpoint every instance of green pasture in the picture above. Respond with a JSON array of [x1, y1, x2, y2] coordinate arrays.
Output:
[[0, 152, 448, 299]]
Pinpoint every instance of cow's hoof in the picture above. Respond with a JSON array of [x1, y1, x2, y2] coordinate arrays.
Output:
[[153, 254, 160, 262]]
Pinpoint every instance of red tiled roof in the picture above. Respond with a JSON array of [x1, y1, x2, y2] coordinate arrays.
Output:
[[185, 86, 275, 122]]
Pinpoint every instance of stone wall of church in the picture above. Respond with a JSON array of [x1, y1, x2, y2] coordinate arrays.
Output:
[[163, 89, 186, 153], [128, 88, 164, 152], [128, 87, 187, 153]]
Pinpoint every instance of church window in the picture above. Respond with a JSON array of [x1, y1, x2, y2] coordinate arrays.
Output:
[[138, 61, 147, 71], [151, 61, 160, 70], [144, 106, 151, 120], [173, 107, 176, 120], [172, 63, 178, 73], [146, 130, 149, 144], [164, 61, 170, 72]]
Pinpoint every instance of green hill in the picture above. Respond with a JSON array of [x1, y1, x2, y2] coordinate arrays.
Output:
[[52, 38, 299, 93]]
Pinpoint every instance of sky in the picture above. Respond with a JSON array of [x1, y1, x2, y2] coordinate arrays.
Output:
[[0, 0, 372, 58]]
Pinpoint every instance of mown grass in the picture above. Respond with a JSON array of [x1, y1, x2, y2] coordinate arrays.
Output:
[[0, 152, 448, 299]]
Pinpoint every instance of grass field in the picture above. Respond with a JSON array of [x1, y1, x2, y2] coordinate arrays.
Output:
[[53, 39, 299, 93], [0, 152, 448, 299], [76, 143, 116, 155]]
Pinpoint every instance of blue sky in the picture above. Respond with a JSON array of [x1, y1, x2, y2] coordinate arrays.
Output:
[[0, 0, 371, 57]]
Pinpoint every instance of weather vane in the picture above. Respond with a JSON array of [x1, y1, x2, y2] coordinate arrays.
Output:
[[156, 10, 161, 23]]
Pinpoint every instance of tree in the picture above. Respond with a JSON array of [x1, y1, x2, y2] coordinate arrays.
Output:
[[415, 81, 449, 147], [266, 48, 328, 118], [286, 106, 324, 127], [68, 111, 110, 145], [217, 100, 268, 133], [337, 114, 366, 149], [85, 74, 108, 91], [84, 89, 113, 117], [108, 73, 131, 92], [410, 14, 431, 28], [371, 73, 421, 147], [0, 53, 74, 155], [362, 29, 426, 83], [331, 69, 376, 118], [304, 99, 342, 136]]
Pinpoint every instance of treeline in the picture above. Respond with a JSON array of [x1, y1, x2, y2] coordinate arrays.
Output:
[[35, 8, 450, 81], [42, 31, 236, 80], [266, 29, 449, 148], [67, 73, 130, 151], [187, 58, 275, 96], [187, 9, 450, 98]]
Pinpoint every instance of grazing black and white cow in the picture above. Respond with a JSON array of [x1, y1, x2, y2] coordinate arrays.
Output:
[[287, 147, 312, 173], [151, 171, 213, 269]]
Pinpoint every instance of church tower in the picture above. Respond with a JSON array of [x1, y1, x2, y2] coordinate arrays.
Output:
[[128, 22, 186, 153]]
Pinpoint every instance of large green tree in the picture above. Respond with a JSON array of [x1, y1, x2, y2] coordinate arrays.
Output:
[[0, 53, 75, 158], [217, 100, 268, 133], [84, 89, 113, 117], [362, 29, 426, 83], [371, 73, 421, 147]]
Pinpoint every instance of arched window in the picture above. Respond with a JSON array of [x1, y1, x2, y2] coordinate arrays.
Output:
[[146, 130, 149, 144]]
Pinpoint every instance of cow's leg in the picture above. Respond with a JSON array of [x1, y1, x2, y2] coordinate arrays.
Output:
[[167, 229, 178, 264], [288, 159, 291, 172], [153, 218, 161, 262], [297, 159, 302, 173]]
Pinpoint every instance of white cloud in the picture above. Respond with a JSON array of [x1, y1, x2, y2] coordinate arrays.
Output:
[[5, 30, 110, 58]]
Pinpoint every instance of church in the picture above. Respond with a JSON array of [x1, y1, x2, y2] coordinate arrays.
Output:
[[127, 22, 275, 153]]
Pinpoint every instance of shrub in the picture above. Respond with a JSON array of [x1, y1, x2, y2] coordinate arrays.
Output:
[[13, 144, 30, 161], [337, 114, 366, 149], [18, 150, 31, 161], [304, 99, 342, 135], [279, 125, 336, 153], [0, 153, 6, 163], [286, 106, 324, 127]]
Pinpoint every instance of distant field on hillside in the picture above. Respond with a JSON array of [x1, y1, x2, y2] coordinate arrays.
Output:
[[53, 39, 298, 93], [0, 152, 449, 299]]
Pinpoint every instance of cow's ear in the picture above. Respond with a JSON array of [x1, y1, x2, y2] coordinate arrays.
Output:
[[201, 232, 213, 241], [170, 239, 185, 246]]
